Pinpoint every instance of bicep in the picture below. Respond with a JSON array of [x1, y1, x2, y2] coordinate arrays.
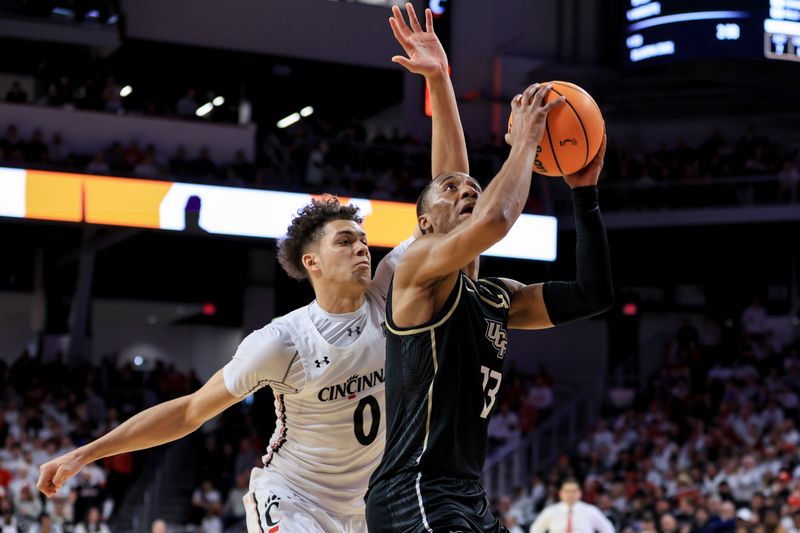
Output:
[[503, 279, 554, 330], [185, 370, 240, 427]]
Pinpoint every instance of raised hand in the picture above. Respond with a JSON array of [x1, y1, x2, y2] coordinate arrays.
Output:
[[563, 134, 607, 188], [389, 3, 448, 78], [505, 83, 565, 151]]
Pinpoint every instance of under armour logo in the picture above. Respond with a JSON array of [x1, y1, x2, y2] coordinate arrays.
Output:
[[315, 357, 330, 368], [346, 326, 362, 337]]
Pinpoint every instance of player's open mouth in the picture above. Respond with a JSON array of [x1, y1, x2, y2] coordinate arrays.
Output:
[[459, 205, 474, 215]]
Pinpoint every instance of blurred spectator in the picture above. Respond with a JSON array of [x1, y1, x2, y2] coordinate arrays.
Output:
[[122, 140, 144, 169], [47, 133, 70, 165], [85, 153, 110, 174], [28, 513, 63, 533], [6, 81, 28, 104], [169, 146, 191, 179], [151, 518, 168, 533], [741, 297, 769, 339], [191, 480, 221, 524], [1, 125, 24, 161], [48, 77, 73, 107], [73, 507, 110, 533], [133, 154, 161, 178], [200, 505, 223, 533], [778, 160, 799, 203], [527, 376, 554, 419], [101, 77, 122, 113], [529, 479, 615, 533], [0, 500, 18, 533], [488, 401, 521, 449], [176, 89, 198, 119], [190, 148, 217, 179], [25, 129, 48, 162], [222, 472, 248, 528]]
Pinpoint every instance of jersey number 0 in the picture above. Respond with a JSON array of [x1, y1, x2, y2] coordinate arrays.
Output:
[[353, 395, 381, 445]]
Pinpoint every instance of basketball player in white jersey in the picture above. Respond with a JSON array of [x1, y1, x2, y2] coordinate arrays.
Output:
[[36, 5, 468, 532]]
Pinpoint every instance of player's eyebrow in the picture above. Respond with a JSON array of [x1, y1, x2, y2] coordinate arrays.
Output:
[[333, 229, 367, 239]]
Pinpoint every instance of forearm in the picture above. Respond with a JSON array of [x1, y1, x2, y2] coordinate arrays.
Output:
[[543, 186, 613, 324], [471, 143, 537, 227], [73, 396, 200, 465], [428, 70, 468, 176]]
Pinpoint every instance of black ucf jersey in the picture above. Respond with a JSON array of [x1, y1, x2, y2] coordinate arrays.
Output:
[[370, 271, 512, 485]]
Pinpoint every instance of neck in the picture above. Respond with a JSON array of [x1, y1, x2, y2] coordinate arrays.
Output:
[[462, 256, 480, 279], [313, 282, 366, 314]]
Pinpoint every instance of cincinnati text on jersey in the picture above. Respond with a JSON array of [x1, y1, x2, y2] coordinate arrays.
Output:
[[317, 369, 385, 402]]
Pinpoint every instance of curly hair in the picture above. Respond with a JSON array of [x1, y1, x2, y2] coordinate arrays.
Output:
[[276, 196, 363, 281]]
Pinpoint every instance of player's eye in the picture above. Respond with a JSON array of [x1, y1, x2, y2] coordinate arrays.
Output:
[[446, 184, 456, 191]]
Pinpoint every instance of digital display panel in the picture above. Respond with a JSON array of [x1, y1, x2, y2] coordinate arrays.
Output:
[[0, 167, 558, 261], [623, 1, 800, 65]]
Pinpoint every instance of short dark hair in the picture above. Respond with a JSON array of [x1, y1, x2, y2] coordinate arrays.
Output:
[[277, 197, 362, 281], [560, 478, 581, 489], [416, 179, 438, 219]]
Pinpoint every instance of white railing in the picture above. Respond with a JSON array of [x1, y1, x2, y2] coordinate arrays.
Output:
[[482, 377, 604, 499]]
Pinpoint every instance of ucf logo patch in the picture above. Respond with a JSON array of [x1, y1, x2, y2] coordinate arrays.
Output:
[[485, 319, 508, 359]]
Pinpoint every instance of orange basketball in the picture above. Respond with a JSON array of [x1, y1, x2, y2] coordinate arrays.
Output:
[[507, 81, 604, 177]]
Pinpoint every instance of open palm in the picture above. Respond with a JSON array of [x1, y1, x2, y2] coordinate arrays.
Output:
[[389, 4, 448, 77]]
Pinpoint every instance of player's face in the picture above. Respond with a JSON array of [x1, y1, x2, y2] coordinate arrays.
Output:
[[310, 219, 372, 287], [559, 483, 581, 505], [420, 172, 481, 234]]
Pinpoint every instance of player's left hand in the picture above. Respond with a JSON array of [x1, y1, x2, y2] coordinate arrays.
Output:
[[389, 4, 448, 79], [563, 134, 607, 188]]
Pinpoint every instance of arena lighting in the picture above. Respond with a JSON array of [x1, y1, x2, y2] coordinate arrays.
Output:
[[202, 303, 217, 316], [622, 303, 639, 316], [277, 112, 301, 129], [0, 166, 557, 261], [120, 86, 133, 97], [299, 106, 314, 117], [212, 96, 225, 107], [428, 0, 446, 15], [195, 102, 214, 117], [133, 356, 144, 367]]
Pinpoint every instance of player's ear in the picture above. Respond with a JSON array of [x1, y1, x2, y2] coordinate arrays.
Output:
[[302, 252, 321, 275], [418, 214, 433, 234]]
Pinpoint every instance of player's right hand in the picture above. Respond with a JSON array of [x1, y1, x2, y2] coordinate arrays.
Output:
[[37, 453, 83, 498], [505, 83, 565, 150]]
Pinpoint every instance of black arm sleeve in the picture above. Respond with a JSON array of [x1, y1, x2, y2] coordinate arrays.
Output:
[[542, 186, 614, 326]]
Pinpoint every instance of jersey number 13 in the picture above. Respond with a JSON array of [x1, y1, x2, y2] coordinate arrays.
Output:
[[480, 366, 502, 419]]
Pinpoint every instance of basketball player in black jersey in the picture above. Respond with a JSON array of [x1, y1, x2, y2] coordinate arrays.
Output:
[[365, 80, 613, 532]]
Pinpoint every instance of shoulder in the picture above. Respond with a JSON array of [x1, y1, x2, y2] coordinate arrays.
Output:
[[480, 277, 516, 299]]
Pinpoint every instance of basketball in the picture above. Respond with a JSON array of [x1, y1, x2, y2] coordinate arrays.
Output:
[[507, 81, 604, 177]]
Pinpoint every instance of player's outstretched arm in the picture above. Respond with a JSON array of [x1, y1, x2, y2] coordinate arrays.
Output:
[[37, 369, 239, 498], [388, 3, 468, 177], [501, 135, 613, 330], [399, 84, 563, 285]]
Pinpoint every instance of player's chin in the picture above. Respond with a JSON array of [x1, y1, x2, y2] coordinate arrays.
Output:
[[353, 272, 372, 284]]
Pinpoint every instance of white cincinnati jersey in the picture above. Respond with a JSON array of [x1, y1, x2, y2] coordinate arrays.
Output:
[[223, 238, 412, 516]]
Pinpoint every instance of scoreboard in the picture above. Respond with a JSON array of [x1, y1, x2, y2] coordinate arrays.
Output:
[[623, 1, 800, 65]]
